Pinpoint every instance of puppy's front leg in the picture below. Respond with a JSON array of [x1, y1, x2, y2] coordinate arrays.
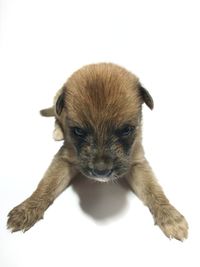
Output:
[[7, 147, 77, 232], [126, 159, 188, 240]]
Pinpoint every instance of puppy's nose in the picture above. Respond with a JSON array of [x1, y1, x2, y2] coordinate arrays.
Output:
[[92, 168, 113, 177]]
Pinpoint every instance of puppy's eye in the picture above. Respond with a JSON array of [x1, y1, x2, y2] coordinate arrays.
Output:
[[72, 127, 87, 138], [116, 125, 134, 137]]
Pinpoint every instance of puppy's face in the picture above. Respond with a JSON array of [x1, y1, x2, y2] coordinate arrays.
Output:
[[57, 64, 153, 182]]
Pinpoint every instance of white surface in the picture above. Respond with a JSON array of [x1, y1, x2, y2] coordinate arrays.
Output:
[[0, 0, 199, 266]]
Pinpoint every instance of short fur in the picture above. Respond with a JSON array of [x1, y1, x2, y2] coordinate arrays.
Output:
[[7, 63, 188, 240]]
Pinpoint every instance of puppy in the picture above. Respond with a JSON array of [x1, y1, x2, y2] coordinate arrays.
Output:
[[7, 63, 188, 240]]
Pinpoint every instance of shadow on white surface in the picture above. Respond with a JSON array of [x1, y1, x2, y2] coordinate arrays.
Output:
[[72, 175, 131, 221]]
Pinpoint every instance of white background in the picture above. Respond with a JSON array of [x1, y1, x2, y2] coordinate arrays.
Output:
[[0, 0, 200, 266]]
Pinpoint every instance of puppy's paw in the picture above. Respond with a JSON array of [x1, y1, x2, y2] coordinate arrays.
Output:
[[7, 201, 44, 232], [155, 205, 188, 241], [53, 128, 64, 141]]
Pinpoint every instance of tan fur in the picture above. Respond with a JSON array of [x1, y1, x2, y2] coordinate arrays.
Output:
[[7, 63, 188, 240], [65, 64, 140, 127]]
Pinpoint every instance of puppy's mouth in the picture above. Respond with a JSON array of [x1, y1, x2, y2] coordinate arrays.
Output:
[[80, 168, 118, 183]]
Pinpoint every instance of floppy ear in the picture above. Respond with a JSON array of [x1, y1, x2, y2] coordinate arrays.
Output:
[[55, 90, 65, 115], [139, 85, 154, 110]]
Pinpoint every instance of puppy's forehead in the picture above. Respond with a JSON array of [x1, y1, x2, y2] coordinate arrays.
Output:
[[64, 63, 141, 127]]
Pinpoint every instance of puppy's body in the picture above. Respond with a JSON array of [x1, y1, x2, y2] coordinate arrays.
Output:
[[7, 63, 188, 240]]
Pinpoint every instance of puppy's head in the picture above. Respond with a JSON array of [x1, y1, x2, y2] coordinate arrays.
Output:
[[56, 63, 153, 182]]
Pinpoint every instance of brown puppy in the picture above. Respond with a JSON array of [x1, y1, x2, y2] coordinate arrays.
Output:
[[7, 63, 188, 240]]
